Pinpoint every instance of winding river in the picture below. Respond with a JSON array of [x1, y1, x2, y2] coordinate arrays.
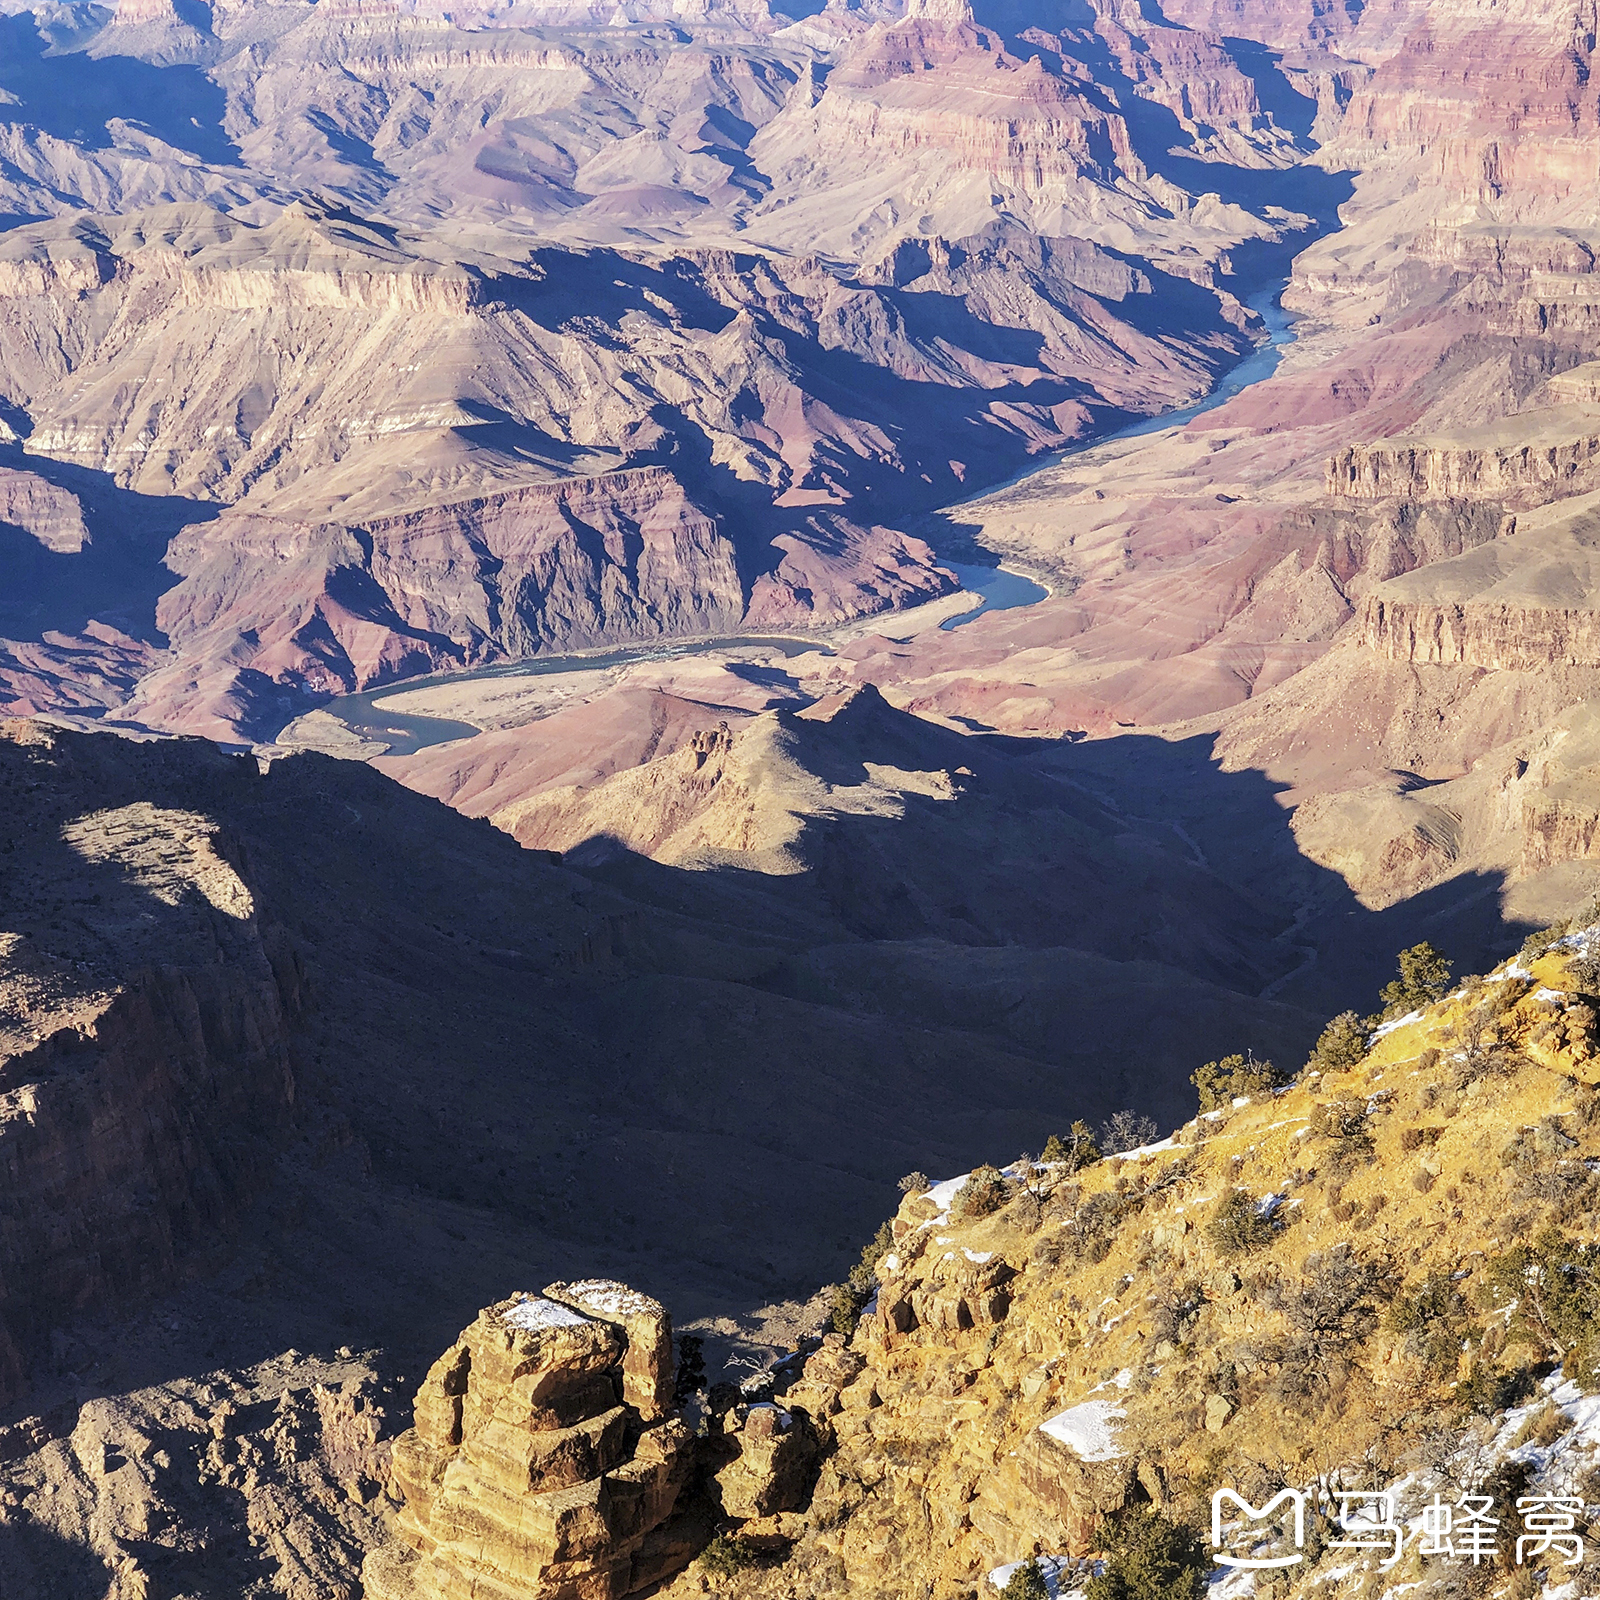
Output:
[[315, 290, 1297, 757]]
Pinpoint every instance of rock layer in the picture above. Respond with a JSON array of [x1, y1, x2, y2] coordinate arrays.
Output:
[[1359, 595, 1600, 669], [365, 1286, 694, 1600], [1326, 428, 1600, 506]]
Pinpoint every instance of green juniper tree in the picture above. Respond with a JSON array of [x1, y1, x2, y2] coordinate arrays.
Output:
[[1379, 942, 1453, 1019], [1086, 1506, 1208, 1600], [1001, 1559, 1049, 1600]]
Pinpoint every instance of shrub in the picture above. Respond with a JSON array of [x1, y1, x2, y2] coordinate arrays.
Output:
[[1308, 1100, 1374, 1178], [1042, 1121, 1101, 1171], [1100, 1109, 1160, 1154], [1568, 952, 1600, 995], [1385, 1270, 1475, 1376], [897, 1171, 931, 1195], [1147, 1292, 1200, 1352], [1312, 1100, 1363, 1139], [1305, 1011, 1368, 1075], [951, 1165, 1009, 1221], [1206, 1189, 1276, 1259], [829, 1217, 897, 1337], [699, 1534, 760, 1578], [1192, 1052, 1284, 1112], [1501, 1117, 1578, 1173], [1086, 1506, 1208, 1600], [1480, 1224, 1600, 1370], [1400, 1126, 1442, 1152], [1264, 1245, 1386, 1379], [1063, 1189, 1137, 1265], [1455, 1359, 1535, 1416], [674, 1334, 707, 1404], [1510, 1402, 1568, 1450], [1001, 1559, 1050, 1600], [1379, 941, 1453, 1019]]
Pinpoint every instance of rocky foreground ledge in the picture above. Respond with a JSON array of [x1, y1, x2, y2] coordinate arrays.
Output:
[[363, 1280, 826, 1600]]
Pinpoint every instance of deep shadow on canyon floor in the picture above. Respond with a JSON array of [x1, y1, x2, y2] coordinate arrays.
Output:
[[0, 709, 1539, 1435]]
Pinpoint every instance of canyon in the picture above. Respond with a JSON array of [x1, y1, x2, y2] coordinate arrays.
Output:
[[3, 0, 1600, 1594]]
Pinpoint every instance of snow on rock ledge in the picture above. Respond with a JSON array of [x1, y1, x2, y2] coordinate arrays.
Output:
[[1038, 1398, 1126, 1461]]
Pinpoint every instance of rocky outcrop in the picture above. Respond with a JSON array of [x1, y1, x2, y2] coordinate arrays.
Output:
[[0, 962, 297, 1391], [1359, 595, 1600, 669], [1493, 283, 1600, 338], [1407, 225, 1598, 278], [710, 1402, 822, 1522], [1522, 790, 1600, 872], [0, 1351, 399, 1600], [0, 465, 89, 552], [364, 1285, 696, 1600], [1326, 431, 1600, 506]]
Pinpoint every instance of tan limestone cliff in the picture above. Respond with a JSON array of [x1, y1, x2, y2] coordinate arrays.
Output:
[[653, 936, 1600, 1600], [1326, 422, 1600, 508]]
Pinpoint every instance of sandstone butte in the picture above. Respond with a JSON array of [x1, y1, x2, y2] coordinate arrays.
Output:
[[363, 1282, 695, 1600], [363, 1279, 826, 1600]]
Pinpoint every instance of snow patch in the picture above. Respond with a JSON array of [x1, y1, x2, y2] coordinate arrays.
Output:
[[987, 1555, 1080, 1597], [924, 1174, 969, 1217], [1489, 963, 1533, 982], [1371, 1008, 1422, 1040], [504, 1297, 589, 1332], [1039, 1398, 1125, 1460], [1109, 1136, 1178, 1160], [560, 1279, 659, 1317]]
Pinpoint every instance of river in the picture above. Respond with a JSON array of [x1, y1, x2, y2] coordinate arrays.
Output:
[[313, 289, 1297, 756]]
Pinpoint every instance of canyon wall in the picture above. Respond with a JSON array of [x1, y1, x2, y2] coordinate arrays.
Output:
[[0, 0, 1336, 743], [1360, 595, 1600, 670], [0, 960, 298, 1395], [0, 721, 301, 1398], [1326, 431, 1600, 507]]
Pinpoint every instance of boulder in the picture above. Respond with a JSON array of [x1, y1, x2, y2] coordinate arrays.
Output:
[[545, 1279, 676, 1422], [713, 1405, 823, 1520]]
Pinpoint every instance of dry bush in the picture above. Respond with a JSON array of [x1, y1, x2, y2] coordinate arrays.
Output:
[[951, 1165, 1009, 1221]]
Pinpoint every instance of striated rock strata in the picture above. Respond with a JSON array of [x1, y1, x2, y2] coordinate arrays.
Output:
[[365, 1283, 696, 1600], [1360, 595, 1600, 669], [1327, 428, 1600, 507]]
